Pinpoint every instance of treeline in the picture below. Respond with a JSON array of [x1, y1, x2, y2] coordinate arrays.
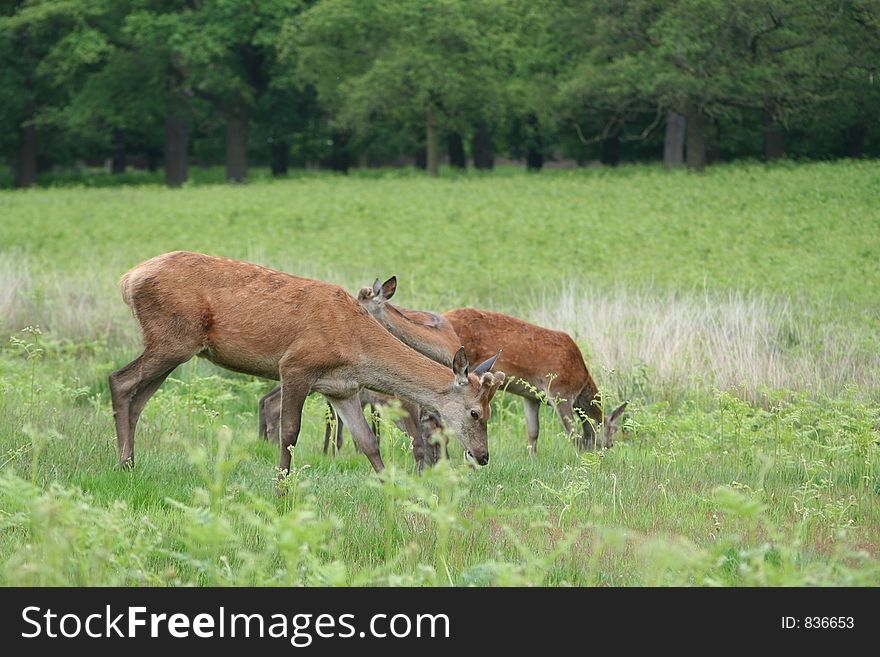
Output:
[[1, 0, 878, 188]]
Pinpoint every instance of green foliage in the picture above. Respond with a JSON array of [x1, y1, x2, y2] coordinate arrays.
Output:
[[1, 1, 879, 180], [297, 0, 517, 140], [1, 354, 877, 586], [1, 160, 878, 309], [0, 162, 878, 586]]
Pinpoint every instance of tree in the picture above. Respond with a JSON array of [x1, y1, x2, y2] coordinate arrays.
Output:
[[645, 1, 868, 168], [150, 0, 304, 183], [297, 0, 515, 177], [0, 0, 74, 187], [547, 0, 667, 167], [663, 111, 685, 167], [41, 4, 166, 175]]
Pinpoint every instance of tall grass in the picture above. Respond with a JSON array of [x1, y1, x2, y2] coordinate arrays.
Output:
[[534, 284, 880, 401]]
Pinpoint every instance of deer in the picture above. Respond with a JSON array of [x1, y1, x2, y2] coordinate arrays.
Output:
[[109, 251, 506, 483], [257, 276, 461, 467], [358, 277, 627, 455]]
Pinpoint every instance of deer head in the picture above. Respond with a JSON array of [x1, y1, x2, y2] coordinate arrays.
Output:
[[576, 389, 628, 451], [358, 276, 396, 314], [599, 401, 628, 449], [438, 347, 505, 465]]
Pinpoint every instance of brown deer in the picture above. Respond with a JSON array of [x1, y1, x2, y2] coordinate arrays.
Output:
[[360, 277, 627, 454], [258, 276, 461, 467], [110, 252, 506, 481], [445, 307, 626, 453]]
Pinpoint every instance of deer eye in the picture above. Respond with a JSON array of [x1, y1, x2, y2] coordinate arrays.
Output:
[[470, 410, 480, 421]]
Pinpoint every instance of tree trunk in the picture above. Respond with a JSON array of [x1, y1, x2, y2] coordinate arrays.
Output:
[[426, 108, 439, 177], [328, 130, 350, 173], [472, 123, 494, 169], [707, 118, 721, 165], [111, 131, 127, 174], [526, 114, 543, 171], [447, 132, 466, 169], [164, 111, 188, 188], [601, 134, 620, 166], [270, 139, 289, 177], [526, 148, 544, 170], [685, 106, 706, 171], [846, 123, 864, 159], [225, 107, 249, 183], [415, 147, 427, 170], [763, 110, 785, 161], [663, 112, 685, 169], [15, 123, 37, 188]]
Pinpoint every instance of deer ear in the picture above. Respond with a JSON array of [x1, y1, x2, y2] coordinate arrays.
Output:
[[371, 278, 382, 296], [472, 351, 500, 376], [452, 346, 469, 385], [381, 276, 397, 300], [479, 371, 505, 401], [604, 402, 628, 434]]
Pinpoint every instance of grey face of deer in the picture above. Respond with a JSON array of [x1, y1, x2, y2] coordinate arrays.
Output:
[[582, 401, 627, 449], [357, 276, 396, 315], [440, 348, 504, 466], [601, 402, 628, 448]]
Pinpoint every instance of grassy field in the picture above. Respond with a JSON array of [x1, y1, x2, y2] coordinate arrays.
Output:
[[1, 161, 879, 585]]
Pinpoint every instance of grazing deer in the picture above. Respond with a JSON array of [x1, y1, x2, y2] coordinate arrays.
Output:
[[360, 277, 627, 454], [258, 276, 461, 467], [110, 252, 505, 482], [444, 308, 626, 453]]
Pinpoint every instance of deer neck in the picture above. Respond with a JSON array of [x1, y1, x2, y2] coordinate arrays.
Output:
[[355, 329, 454, 414], [373, 303, 455, 366]]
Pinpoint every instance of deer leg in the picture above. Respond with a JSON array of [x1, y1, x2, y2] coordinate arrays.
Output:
[[258, 386, 281, 440], [125, 367, 175, 459], [369, 403, 382, 446], [336, 415, 345, 451], [330, 395, 384, 474], [523, 397, 540, 456], [399, 405, 428, 472], [322, 403, 333, 454], [555, 399, 578, 446], [258, 397, 267, 439], [277, 378, 310, 481], [580, 416, 598, 452], [109, 350, 190, 469], [323, 402, 343, 455], [433, 427, 450, 464]]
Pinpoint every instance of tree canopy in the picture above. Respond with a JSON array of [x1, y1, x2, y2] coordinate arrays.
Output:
[[1, 0, 878, 186]]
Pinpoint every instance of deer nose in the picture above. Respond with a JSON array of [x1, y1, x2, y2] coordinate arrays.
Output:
[[477, 453, 489, 466]]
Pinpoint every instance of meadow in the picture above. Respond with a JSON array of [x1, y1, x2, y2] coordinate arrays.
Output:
[[0, 160, 878, 586]]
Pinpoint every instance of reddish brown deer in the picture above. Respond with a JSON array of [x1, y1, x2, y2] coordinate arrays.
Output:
[[258, 276, 461, 467], [359, 277, 627, 454], [444, 307, 626, 453], [110, 252, 505, 480]]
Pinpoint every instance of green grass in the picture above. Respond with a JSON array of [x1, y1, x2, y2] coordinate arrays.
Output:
[[0, 161, 878, 586]]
